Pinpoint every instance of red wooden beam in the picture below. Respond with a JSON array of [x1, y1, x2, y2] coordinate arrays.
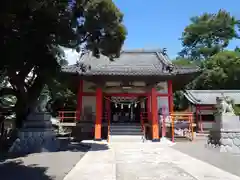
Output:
[[82, 92, 95, 96], [82, 92, 169, 97], [197, 105, 215, 110]]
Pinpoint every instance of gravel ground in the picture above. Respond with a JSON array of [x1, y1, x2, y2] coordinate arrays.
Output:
[[0, 138, 90, 180], [172, 139, 240, 177]]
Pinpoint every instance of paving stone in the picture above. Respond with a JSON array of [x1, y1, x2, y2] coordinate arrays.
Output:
[[64, 141, 240, 180]]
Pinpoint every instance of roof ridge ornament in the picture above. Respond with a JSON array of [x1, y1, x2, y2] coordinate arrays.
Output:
[[162, 48, 167, 56], [165, 64, 174, 73], [155, 49, 174, 73]]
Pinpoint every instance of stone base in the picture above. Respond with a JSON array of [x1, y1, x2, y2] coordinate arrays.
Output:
[[9, 112, 59, 154], [9, 129, 59, 154], [207, 130, 240, 154]]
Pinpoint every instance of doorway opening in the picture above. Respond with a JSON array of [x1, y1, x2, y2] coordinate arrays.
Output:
[[110, 96, 143, 124]]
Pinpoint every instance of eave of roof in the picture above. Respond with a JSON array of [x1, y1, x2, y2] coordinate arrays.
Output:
[[61, 49, 201, 77], [184, 90, 240, 105]]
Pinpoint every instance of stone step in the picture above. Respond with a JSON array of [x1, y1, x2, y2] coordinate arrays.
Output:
[[110, 125, 142, 135], [110, 131, 143, 136], [110, 127, 142, 131], [109, 124, 143, 142], [110, 125, 141, 129]]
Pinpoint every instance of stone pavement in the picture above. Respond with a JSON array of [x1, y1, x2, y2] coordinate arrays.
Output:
[[64, 141, 240, 180], [172, 140, 240, 177]]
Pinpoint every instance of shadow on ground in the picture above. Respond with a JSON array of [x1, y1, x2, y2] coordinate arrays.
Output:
[[1, 138, 109, 161], [0, 138, 109, 180], [62, 138, 109, 152], [0, 160, 53, 180]]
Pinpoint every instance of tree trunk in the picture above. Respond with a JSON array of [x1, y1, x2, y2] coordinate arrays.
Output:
[[15, 75, 46, 128], [0, 117, 4, 138], [15, 98, 28, 128]]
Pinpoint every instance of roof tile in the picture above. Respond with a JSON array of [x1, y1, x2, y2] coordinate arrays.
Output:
[[62, 49, 200, 76], [184, 90, 240, 105]]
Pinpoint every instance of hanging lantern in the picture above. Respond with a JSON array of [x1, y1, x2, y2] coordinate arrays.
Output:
[[121, 104, 123, 109], [128, 104, 131, 108], [134, 103, 137, 108], [115, 103, 117, 108]]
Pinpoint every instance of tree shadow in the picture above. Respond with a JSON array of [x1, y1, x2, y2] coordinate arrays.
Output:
[[0, 136, 109, 180], [1, 138, 109, 162], [58, 138, 109, 152], [0, 160, 53, 180], [83, 142, 109, 151]]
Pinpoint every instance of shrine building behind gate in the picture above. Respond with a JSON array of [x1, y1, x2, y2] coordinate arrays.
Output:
[[61, 49, 200, 141], [184, 90, 240, 132]]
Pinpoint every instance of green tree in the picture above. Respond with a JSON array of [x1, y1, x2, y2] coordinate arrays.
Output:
[[172, 57, 199, 66], [180, 10, 240, 60], [0, 0, 127, 128], [189, 51, 240, 89], [172, 58, 198, 111]]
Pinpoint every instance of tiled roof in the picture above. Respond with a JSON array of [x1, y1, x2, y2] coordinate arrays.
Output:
[[62, 49, 200, 76], [184, 90, 240, 105]]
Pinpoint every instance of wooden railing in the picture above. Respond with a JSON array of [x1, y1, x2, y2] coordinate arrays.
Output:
[[170, 113, 194, 142], [57, 111, 80, 123]]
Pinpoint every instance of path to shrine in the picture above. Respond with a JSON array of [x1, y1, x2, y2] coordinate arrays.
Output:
[[64, 141, 240, 180]]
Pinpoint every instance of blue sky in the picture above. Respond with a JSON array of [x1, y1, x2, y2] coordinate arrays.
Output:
[[113, 0, 240, 58], [66, 0, 240, 64]]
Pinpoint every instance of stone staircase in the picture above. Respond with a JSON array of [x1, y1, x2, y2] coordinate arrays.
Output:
[[109, 123, 144, 142]]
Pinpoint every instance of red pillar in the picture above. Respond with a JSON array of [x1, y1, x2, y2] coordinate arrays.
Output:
[[151, 87, 159, 141], [167, 80, 174, 142], [76, 80, 83, 121], [167, 80, 174, 114], [95, 87, 103, 140]]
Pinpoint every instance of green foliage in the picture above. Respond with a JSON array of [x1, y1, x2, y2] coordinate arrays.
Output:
[[190, 51, 240, 89], [233, 105, 240, 115], [0, 0, 127, 127], [172, 58, 200, 67], [173, 91, 189, 111], [46, 79, 77, 117], [180, 10, 240, 60], [175, 10, 240, 110]]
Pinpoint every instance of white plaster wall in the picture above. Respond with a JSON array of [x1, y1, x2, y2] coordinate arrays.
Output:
[[83, 80, 169, 94], [157, 96, 169, 115], [156, 81, 168, 94], [105, 88, 145, 93], [156, 81, 169, 115], [82, 96, 96, 112], [82, 96, 96, 121], [82, 80, 96, 93]]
